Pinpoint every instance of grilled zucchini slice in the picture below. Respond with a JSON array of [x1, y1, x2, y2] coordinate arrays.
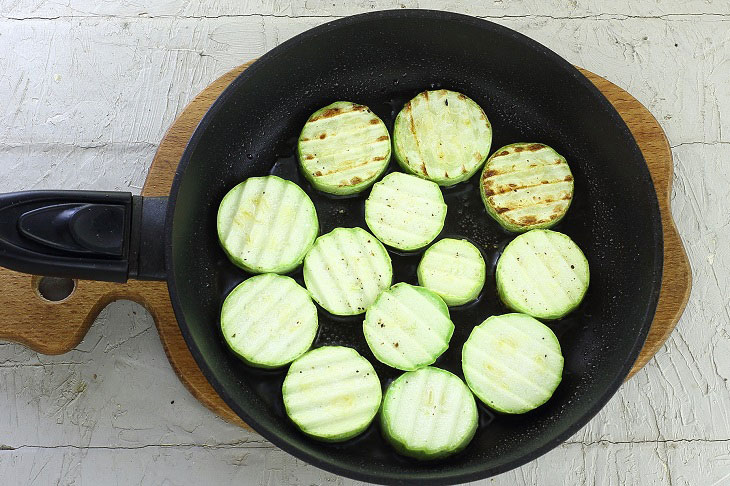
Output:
[[303, 227, 392, 316], [298, 101, 391, 195], [283, 346, 382, 442], [363, 283, 454, 371], [496, 229, 589, 320], [462, 313, 564, 414], [417, 238, 486, 306], [221, 274, 317, 369], [480, 143, 574, 232], [393, 90, 492, 186], [217, 175, 318, 274], [380, 367, 478, 460], [365, 172, 447, 251]]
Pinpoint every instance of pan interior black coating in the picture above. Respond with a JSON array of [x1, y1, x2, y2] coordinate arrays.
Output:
[[167, 10, 662, 484]]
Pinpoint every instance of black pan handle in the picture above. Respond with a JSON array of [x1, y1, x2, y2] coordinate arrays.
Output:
[[0, 191, 167, 282]]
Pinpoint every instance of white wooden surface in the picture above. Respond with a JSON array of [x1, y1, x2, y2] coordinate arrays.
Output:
[[1, 1, 728, 484]]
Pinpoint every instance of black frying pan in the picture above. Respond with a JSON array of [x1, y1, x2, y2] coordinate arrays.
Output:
[[0, 10, 662, 485]]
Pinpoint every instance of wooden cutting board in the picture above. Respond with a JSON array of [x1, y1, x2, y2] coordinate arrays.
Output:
[[0, 61, 691, 429]]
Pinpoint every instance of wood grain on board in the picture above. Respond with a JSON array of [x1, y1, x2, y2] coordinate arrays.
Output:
[[0, 62, 689, 427]]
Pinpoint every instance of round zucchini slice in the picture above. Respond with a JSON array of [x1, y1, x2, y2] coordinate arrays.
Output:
[[496, 229, 589, 320], [217, 175, 318, 274], [363, 283, 454, 371], [462, 313, 564, 414], [380, 367, 478, 460], [417, 238, 486, 306], [298, 101, 391, 196], [480, 143, 574, 232], [393, 89, 492, 186], [303, 227, 392, 316], [221, 274, 318, 369], [283, 346, 382, 442], [365, 172, 447, 251]]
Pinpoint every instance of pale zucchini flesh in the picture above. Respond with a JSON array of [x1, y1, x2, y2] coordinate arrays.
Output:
[[217, 175, 319, 274], [283, 346, 382, 442], [462, 313, 564, 414], [393, 90, 492, 186], [417, 238, 486, 306], [303, 227, 393, 316], [365, 172, 447, 251], [363, 283, 454, 371], [496, 229, 589, 320], [380, 367, 478, 460], [480, 143, 574, 232], [298, 101, 391, 196], [221, 274, 318, 369]]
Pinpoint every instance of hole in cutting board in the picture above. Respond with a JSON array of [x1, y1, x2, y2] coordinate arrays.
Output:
[[33, 276, 76, 302]]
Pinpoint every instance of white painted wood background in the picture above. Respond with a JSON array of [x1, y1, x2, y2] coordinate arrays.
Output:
[[0, 1, 728, 484]]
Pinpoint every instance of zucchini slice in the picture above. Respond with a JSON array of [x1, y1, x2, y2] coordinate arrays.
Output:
[[496, 229, 589, 320], [283, 346, 382, 442], [462, 313, 564, 414], [417, 238, 486, 306], [217, 175, 318, 274], [303, 227, 392, 316], [393, 90, 492, 186], [380, 367, 478, 460], [365, 172, 447, 251], [480, 143, 574, 232], [298, 101, 391, 196], [221, 274, 318, 369], [363, 283, 454, 371]]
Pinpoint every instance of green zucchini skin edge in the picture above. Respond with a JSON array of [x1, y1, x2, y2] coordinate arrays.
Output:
[[303, 227, 393, 316], [217, 175, 319, 274], [364, 172, 447, 251], [416, 238, 486, 306], [221, 274, 318, 369], [282, 346, 382, 442], [461, 313, 564, 414], [363, 283, 454, 371], [380, 367, 478, 460], [496, 230, 590, 320]]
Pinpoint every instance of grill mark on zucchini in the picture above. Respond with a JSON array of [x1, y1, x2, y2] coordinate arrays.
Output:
[[481, 143, 573, 232], [299, 101, 390, 195], [395, 90, 491, 186]]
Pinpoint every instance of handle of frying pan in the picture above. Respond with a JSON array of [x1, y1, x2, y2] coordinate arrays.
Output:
[[0, 191, 167, 282]]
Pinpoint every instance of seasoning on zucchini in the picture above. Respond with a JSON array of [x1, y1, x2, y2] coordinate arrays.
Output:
[[462, 313, 564, 414], [380, 367, 478, 459], [496, 229, 589, 320], [417, 238, 486, 306], [283, 346, 382, 442], [298, 101, 391, 196], [303, 227, 392, 316], [217, 175, 318, 274], [393, 89, 492, 186], [363, 283, 454, 371], [480, 143, 574, 232], [365, 172, 447, 251], [221, 274, 318, 369]]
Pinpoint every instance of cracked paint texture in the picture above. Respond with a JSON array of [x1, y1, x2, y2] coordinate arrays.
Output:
[[0, 1, 728, 485]]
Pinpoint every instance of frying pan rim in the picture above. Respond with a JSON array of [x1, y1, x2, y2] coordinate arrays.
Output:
[[164, 9, 664, 484]]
